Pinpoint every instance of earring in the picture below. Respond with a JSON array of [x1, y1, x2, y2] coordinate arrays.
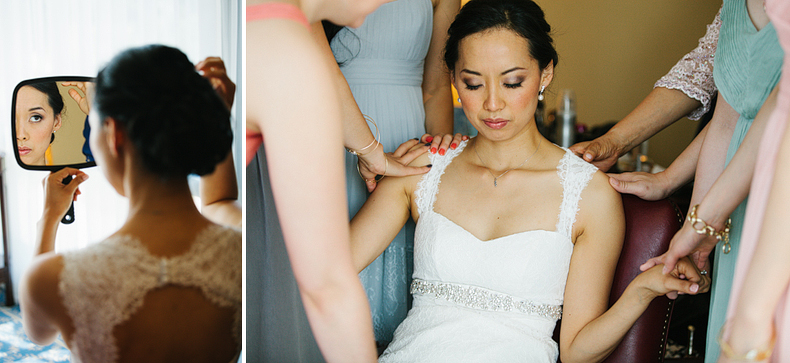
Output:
[[457, 97, 462, 104], [538, 85, 545, 101]]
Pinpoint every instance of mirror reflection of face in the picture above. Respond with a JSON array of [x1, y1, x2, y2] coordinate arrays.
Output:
[[15, 86, 62, 166]]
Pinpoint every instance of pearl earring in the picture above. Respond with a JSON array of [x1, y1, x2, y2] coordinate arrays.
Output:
[[538, 85, 545, 101], [457, 97, 462, 104]]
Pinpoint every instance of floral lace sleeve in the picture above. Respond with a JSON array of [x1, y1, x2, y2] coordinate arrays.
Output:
[[654, 7, 721, 120]]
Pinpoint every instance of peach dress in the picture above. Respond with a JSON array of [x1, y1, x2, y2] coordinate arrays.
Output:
[[725, 0, 790, 361]]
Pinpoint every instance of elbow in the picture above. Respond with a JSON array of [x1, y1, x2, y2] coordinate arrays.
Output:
[[294, 264, 362, 314]]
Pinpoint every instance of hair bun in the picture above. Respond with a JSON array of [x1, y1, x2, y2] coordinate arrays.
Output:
[[94, 45, 232, 178]]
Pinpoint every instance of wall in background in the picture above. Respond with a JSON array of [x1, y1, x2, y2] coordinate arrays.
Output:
[[536, 0, 721, 167]]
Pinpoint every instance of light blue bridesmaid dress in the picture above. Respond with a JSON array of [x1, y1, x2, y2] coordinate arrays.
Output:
[[705, 0, 783, 361], [331, 0, 434, 343]]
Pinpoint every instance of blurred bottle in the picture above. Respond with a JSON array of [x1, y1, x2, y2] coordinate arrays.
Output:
[[556, 89, 576, 147]]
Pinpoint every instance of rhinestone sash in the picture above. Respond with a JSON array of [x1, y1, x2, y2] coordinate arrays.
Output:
[[410, 278, 563, 320]]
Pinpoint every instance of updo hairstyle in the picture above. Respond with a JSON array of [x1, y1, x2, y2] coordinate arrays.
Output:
[[93, 45, 232, 178], [443, 0, 558, 73], [29, 82, 65, 144]]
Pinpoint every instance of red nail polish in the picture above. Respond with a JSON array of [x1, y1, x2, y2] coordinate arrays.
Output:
[[439, 149, 446, 156], [426, 136, 434, 143], [431, 147, 437, 154], [450, 143, 457, 149]]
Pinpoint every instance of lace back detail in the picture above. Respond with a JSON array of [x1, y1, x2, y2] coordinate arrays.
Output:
[[59, 225, 242, 363], [556, 150, 599, 238], [415, 140, 468, 215]]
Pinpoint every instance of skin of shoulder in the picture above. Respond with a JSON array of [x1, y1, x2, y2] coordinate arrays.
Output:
[[20, 252, 71, 346]]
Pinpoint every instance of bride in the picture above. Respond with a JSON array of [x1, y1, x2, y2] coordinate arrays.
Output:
[[350, 0, 708, 361]]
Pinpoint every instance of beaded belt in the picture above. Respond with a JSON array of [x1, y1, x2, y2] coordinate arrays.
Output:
[[410, 278, 563, 320]]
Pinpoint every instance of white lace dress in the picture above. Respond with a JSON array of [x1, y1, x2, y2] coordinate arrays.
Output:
[[379, 141, 598, 363], [58, 225, 242, 363]]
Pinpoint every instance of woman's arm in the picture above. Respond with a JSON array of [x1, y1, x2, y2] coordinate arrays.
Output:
[[571, 7, 721, 171], [247, 20, 376, 363], [608, 119, 707, 200], [642, 87, 778, 273], [560, 172, 703, 363], [309, 22, 432, 192], [422, 0, 459, 135], [349, 144, 429, 271], [195, 57, 241, 228], [199, 152, 240, 228], [572, 88, 703, 171], [21, 168, 89, 344]]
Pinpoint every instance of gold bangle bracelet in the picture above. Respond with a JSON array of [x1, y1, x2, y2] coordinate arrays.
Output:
[[718, 321, 775, 361], [686, 204, 732, 254], [345, 115, 380, 156], [374, 157, 388, 182]]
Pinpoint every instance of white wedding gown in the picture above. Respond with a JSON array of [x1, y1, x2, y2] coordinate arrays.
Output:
[[379, 141, 598, 362], [59, 224, 242, 363]]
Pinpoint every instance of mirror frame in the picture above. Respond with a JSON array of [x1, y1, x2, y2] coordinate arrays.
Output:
[[12, 76, 97, 171]]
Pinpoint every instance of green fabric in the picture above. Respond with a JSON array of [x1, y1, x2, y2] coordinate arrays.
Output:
[[705, 1, 783, 361]]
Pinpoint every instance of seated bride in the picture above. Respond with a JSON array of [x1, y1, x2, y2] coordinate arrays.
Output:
[[350, 0, 707, 362]]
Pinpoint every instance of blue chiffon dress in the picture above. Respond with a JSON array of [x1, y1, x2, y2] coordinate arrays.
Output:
[[331, 0, 434, 343]]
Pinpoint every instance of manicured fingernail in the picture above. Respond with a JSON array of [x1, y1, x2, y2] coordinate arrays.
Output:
[[425, 143, 432, 147], [451, 143, 457, 149], [413, 138, 419, 141], [690, 284, 699, 293], [439, 149, 446, 156], [427, 164, 433, 168], [81, 174, 89, 181], [426, 136, 434, 142], [431, 147, 437, 154]]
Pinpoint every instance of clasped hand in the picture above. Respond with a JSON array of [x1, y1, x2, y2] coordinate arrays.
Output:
[[637, 256, 711, 300]]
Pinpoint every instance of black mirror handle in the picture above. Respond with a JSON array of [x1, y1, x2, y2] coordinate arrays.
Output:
[[61, 175, 75, 224]]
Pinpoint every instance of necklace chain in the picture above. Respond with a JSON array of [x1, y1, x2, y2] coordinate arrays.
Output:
[[474, 138, 542, 187]]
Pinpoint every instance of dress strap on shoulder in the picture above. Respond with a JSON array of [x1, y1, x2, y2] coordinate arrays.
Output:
[[246, 2, 310, 29], [556, 149, 598, 238], [414, 140, 467, 216]]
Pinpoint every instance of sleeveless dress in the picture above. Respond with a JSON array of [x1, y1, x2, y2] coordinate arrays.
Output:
[[726, 0, 790, 361], [379, 141, 598, 362], [246, 4, 326, 361], [58, 225, 242, 363], [331, 0, 434, 342], [705, 1, 783, 361]]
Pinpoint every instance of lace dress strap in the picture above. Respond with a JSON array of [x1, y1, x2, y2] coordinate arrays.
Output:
[[414, 140, 468, 216], [59, 225, 242, 363], [556, 149, 599, 238]]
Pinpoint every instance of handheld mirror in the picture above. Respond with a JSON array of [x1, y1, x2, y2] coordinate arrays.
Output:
[[12, 77, 97, 224]]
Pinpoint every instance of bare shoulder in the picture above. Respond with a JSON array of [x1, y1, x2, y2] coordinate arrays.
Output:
[[574, 165, 625, 242], [20, 253, 68, 344], [23, 253, 64, 303]]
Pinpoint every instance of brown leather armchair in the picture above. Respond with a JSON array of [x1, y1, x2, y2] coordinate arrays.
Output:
[[554, 194, 682, 363]]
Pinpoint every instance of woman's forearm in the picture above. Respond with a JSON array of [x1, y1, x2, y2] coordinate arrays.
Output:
[[562, 283, 653, 363], [422, 0, 458, 135], [200, 152, 241, 228], [652, 120, 708, 195], [607, 87, 703, 157], [692, 88, 777, 228], [35, 217, 59, 256], [689, 93, 740, 206]]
